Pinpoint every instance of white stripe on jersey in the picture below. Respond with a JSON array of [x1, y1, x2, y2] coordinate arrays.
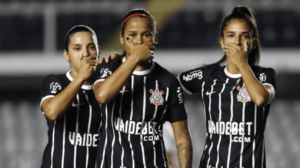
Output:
[[74, 94, 80, 168], [200, 81, 207, 166], [227, 79, 240, 168], [140, 77, 147, 168], [252, 105, 257, 168], [159, 87, 169, 121], [158, 87, 169, 168], [61, 114, 66, 168], [84, 91, 92, 168], [110, 101, 116, 168], [128, 76, 135, 168], [118, 86, 126, 168], [151, 80, 159, 168], [207, 79, 217, 165], [50, 121, 56, 168], [215, 78, 229, 168], [100, 106, 109, 168], [240, 102, 246, 168]]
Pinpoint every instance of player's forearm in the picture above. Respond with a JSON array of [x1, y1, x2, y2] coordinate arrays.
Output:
[[172, 120, 193, 168], [176, 139, 193, 168], [43, 77, 85, 121], [238, 64, 269, 106], [94, 57, 138, 104]]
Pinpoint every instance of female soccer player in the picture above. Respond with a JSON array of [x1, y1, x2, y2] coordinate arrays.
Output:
[[177, 6, 276, 168], [40, 25, 101, 168], [94, 9, 192, 168]]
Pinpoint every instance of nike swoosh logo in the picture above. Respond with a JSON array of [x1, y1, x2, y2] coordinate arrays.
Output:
[[72, 102, 84, 107], [120, 90, 129, 93], [206, 90, 216, 96]]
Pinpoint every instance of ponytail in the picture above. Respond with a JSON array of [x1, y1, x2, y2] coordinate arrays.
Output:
[[204, 6, 260, 67]]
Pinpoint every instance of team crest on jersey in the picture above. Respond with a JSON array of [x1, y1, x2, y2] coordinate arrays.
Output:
[[50, 82, 61, 94], [237, 84, 251, 103], [149, 87, 164, 106]]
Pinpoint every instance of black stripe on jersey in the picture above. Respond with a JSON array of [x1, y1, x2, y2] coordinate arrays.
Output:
[[118, 85, 126, 168], [74, 94, 80, 168], [62, 114, 66, 168], [215, 78, 229, 168], [140, 77, 147, 168], [83, 91, 93, 168], [128, 76, 135, 168], [226, 79, 240, 168], [110, 100, 117, 168], [99, 106, 109, 168]]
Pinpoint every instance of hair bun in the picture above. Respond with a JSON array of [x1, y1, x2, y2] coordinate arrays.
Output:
[[232, 6, 253, 18]]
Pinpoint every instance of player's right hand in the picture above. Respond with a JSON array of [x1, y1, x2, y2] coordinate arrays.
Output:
[[126, 37, 156, 64], [76, 54, 96, 81], [97, 53, 122, 65]]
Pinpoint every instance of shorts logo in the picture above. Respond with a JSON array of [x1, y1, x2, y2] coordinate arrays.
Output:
[[50, 82, 61, 94], [237, 84, 251, 103], [149, 87, 164, 106]]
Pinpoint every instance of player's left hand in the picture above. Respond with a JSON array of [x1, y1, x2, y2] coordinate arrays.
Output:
[[222, 41, 249, 69]]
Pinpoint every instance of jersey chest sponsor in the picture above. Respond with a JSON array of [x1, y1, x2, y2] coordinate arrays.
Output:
[[208, 120, 253, 143], [68, 132, 98, 147], [114, 117, 161, 141]]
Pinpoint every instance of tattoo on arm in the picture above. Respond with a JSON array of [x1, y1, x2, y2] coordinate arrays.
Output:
[[176, 132, 193, 168]]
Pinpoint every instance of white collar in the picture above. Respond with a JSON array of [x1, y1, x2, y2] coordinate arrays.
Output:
[[224, 66, 241, 78], [66, 71, 93, 90], [122, 57, 155, 75]]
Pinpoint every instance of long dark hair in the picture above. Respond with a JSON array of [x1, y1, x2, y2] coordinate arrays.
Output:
[[64, 25, 98, 52], [207, 6, 261, 66]]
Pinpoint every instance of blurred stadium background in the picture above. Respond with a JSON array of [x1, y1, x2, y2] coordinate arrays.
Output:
[[0, 0, 299, 167]]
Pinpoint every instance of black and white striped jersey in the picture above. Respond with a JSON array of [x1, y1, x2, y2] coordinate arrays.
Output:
[[40, 71, 101, 168], [94, 58, 187, 168], [177, 65, 276, 168]]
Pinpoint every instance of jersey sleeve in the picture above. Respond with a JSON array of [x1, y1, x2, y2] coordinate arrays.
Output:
[[257, 67, 277, 90], [40, 75, 64, 109], [176, 68, 204, 95], [94, 62, 113, 85], [256, 67, 277, 104], [165, 76, 188, 123]]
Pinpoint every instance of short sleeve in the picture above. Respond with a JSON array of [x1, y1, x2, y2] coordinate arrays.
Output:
[[257, 68, 277, 90], [40, 75, 64, 108], [165, 77, 188, 123], [176, 68, 204, 95], [94, 62, 113, 85]]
